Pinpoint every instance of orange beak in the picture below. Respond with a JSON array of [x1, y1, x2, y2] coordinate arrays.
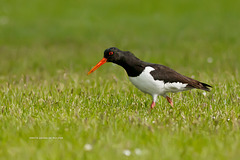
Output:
[[87, 58, 107, 75]]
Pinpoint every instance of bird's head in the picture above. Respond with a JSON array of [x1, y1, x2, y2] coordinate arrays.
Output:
[[87, 47, 122, 75], [103, 47, 122, 63]]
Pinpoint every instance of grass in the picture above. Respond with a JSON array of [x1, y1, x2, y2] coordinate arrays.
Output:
[[0, 0, 240, 159]]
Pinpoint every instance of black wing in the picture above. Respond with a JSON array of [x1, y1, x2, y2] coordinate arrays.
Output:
[[149, 64, 212, 91]]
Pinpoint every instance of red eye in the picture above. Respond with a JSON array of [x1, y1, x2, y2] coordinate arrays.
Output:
[[109, 51, 113, 55]]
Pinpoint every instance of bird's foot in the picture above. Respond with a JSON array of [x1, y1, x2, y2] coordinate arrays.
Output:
[[150, 101, 156, 109], [166, 96, 174, 107]]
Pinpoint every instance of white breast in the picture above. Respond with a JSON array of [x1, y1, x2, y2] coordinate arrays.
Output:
[[129, 66, 189, 97]]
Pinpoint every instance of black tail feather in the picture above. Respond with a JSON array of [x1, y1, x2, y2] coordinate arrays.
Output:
[[200, 82, 212, 92]]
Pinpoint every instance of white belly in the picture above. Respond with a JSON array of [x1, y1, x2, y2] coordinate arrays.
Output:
[[129, 66, 188, 97]]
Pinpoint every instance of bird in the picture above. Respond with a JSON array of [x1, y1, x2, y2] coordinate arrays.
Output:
[[88, 47, 212, 110]]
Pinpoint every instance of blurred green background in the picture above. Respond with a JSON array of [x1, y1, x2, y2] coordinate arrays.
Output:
[[0, 0, 239, 77]]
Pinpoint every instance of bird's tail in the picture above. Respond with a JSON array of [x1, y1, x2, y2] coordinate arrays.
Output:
[[199, 82, 212, 92]]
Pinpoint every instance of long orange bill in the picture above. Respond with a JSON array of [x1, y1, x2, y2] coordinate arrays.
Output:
[[87, 58, 107, 75]]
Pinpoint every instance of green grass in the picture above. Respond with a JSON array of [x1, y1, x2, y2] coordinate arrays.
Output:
[[0, 0, 240, 159]]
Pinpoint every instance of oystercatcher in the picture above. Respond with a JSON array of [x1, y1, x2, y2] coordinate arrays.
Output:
[[88, 47, 212, 109]]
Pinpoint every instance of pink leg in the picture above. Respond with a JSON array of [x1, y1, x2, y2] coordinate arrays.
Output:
[[166, 96, 174, 107], [150, 101, 156, 109]]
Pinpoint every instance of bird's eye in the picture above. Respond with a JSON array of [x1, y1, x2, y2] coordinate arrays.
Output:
[[109, 51, 113, 55]]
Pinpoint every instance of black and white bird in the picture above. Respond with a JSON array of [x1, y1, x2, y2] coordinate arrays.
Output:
[[88, 47, 212, 109]]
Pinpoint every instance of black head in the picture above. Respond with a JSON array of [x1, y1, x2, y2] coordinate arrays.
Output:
[[87, 47, 123, 75], [103, 47, 122, 63], [88, 47, 142, 75]]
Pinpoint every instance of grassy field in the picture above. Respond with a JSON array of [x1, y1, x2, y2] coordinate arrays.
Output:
[[0, 0, 240, 159]]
